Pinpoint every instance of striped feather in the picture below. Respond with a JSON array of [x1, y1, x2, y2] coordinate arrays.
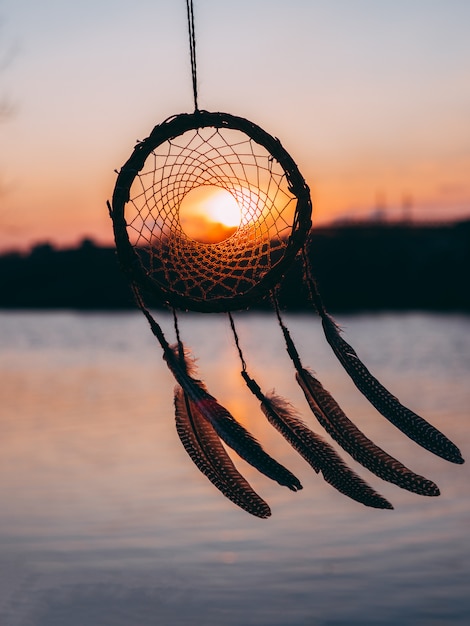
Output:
[[320, 314, 464, 465], [260, 391, 393, 509], [167, 345, 302, 492], [296, 368, 440, 496], [260, 392, 320, 473], [301, 248, 464, 466], [189, 393, 302, 492], [174, 386, 271, 519]]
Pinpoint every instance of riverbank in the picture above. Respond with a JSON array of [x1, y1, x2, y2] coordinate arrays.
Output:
[[1, 220, 469, 312]]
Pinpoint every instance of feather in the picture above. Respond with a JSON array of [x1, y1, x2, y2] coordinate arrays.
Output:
[[188, 391, 302, 492], [260, 392, 320, 473], [166, 344, 302, 492], [174, 386, 271, 519], [296, 368, 440, 496], [301, 248, 464, 466], [320, 313, 464, 465], [260, 391, 393, 509]]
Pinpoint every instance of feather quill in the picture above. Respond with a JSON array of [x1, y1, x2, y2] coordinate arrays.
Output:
[[174, 386, 271, 518], [296, 368, 440, 496]]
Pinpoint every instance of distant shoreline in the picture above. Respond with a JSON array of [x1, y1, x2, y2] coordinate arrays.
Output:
[[1, 220, 469, 312]]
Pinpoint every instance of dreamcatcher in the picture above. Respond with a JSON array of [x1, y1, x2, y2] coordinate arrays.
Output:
[[108, 1, 463, 518]]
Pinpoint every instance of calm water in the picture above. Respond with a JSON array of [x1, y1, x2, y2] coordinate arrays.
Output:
[[0, 311, 469, 626]]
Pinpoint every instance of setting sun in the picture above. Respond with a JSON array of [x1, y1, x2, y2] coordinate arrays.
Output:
[[179, 186, 241, 243], [204, 188, 241, 228]]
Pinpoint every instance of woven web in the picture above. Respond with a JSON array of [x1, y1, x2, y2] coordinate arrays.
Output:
[[125, 125, 298, 309]]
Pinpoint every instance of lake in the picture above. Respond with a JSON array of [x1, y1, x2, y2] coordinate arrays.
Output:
[[0, 311, 469, 625]]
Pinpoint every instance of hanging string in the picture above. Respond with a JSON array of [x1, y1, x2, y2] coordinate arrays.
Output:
[[172, 306, 186, 364], [228, 312, 247, 372], [228, 312, 270, 402], [186, 0, 199, 111], [272, 291, 304, 373]]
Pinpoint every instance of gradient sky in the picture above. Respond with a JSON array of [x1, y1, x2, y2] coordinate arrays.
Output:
[[0, 0, 469, 251]]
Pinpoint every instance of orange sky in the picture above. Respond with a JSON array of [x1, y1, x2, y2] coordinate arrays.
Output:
[[1, 0, 469, 251]]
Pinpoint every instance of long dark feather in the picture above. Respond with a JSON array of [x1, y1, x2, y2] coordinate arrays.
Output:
[[296, 368, 440, 496], [260, 391, 393, 509], [167, 346, 302, 492], [301, 256, 464, 465], [320, 313, 464, 465], [174, 386, 271, 519]]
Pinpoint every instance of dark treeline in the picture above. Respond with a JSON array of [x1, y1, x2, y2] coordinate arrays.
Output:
[[1, 220, 469, 312]]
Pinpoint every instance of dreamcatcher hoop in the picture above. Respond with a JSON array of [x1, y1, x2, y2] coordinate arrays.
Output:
[[111, 110, 312, 312]]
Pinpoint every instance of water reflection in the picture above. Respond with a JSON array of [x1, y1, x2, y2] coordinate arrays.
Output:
[[0, 312, 469, 625]]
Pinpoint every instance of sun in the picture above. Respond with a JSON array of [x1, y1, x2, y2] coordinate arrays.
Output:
[[204, 188, 241, 228], [179, 185, 241, 243]]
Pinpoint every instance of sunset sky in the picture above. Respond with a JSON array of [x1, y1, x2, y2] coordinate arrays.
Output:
[[0, 0, 469, 251]]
